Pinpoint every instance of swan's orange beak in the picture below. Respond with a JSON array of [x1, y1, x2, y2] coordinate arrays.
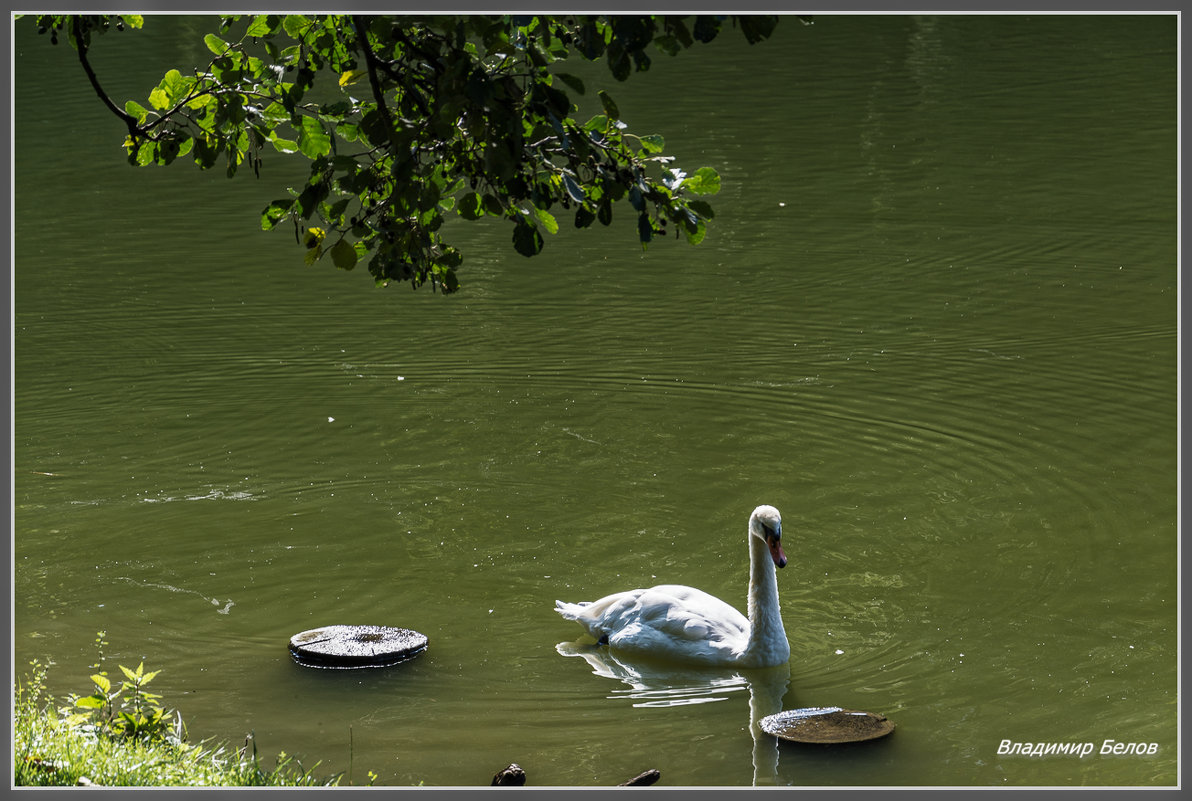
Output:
[[768, 534, 787, 568]]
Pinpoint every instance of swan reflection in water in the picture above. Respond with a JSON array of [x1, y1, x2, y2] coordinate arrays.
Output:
[[555, 641, 791, 785]]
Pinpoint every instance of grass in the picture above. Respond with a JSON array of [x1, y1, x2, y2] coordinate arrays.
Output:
[[13, 659, 347, 787]]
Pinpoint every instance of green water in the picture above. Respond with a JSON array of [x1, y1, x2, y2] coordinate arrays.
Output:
[[13, 14, 1177, 787]]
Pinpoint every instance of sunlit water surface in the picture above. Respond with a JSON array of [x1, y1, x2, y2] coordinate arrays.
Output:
[[13, 14, 1176, 787]]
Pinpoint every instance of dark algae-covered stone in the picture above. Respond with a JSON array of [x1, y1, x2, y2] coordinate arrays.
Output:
[[759, 707, 895, 744], [289, 624, 428, 669]]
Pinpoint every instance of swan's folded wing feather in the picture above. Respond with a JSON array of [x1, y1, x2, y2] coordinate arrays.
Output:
[[632, 586, 749, 642]]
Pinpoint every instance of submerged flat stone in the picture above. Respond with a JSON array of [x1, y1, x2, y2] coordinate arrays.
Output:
[[289, 624, 428, 669], [759, 707, 895, 744]]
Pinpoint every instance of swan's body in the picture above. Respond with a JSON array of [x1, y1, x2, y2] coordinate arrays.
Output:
[[555, 505, 790, 668]]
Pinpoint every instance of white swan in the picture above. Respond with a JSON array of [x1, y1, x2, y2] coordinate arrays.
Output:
[[554, 505, 790, 668]]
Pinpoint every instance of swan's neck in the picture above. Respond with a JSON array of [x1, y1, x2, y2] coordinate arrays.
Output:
[[744, 532, 789, 665]]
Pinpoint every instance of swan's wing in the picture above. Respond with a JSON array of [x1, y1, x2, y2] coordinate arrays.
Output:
[[556, 590, 651, 640], [640, 585, 749, 642], [556, 585, 750, 663]]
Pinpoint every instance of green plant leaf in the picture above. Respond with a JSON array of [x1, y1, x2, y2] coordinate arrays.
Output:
[[684, 167, 721, 195], [598, 198, 613, 226], [331, 238, 357, 270], [583, 114, 608, 134], [297, 116, 331, 159], [458, 191, 484, 220], [533, 206, 559, 235], [203, 33, 229, 56], [687, 199, 715, 219], [148, 69, 192, 111], [90, 673, 111, 694], [245, 14, 277, 37], [269, 135, 299, 154], [482, 194, 504, 217], [562, 174, 585, 203], [554, 72, 585, 95], [512, 220, 544, 257], [75, 694, 106, 710], [261, 199, 293, 230], [639, 134, 665, 154], [124, 100, 149, 123], [574, 205, 596, 228], [637, 212, 653, 246], [282, 14, 311, 39], [598, 90, 620, 120]]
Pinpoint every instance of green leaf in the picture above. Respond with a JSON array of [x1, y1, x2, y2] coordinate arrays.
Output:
[[554, 72, 586, 95], [261, 199, 294, 230], [331, 239, 357, 271], [574, 205, 596, 228], [608, 47, 631, 82], [512, 220, 544, 257], [148, 69, 192, 111], [639, 134, 665, 154], [245, 15, 278, 38], [562, 174, 585, 203], [533, 206, 559, 235], [684, 167, 721, 196], [124, 100, 149, 123], [687, 199, 715, 219], [598, 90, 620, 120], [684, 219, 707, 245], [637, 212, 653, 246], [482, 194, 504, 217], [693, 16, 722, 43], [90, 674, 111, 694], [598, 198, 613, 226], [203, 33, 229, 56], [74, 694, 106, 710], [583, 115, 608, 134], [740, 16, 778, 44], [440, 266, 460, 293], [458, 191, 484, 220], [269, 134, 299, 154], [653, 34, 681, 56], [282, 14, 311, 39], [297, 116, 331, 159]]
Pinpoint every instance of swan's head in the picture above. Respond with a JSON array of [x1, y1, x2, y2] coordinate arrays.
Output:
[[750, 504, 787, 569]]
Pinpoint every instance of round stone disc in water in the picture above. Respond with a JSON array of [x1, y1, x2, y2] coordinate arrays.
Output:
[[289, 625, 428, 669], [759, 707, 895, 744]]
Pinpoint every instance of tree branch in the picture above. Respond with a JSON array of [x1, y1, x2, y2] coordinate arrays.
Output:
[[352, 15, 399, 152], [72, 17, 140, 138]]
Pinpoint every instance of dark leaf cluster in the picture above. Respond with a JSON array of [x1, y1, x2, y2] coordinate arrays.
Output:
[[30, 14, 778, 293]]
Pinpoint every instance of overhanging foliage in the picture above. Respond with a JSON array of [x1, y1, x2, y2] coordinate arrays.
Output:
[[31, 14, 781, 293]]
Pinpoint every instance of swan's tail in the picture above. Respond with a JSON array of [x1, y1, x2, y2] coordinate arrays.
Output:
[[554, 599, 591, 621]]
